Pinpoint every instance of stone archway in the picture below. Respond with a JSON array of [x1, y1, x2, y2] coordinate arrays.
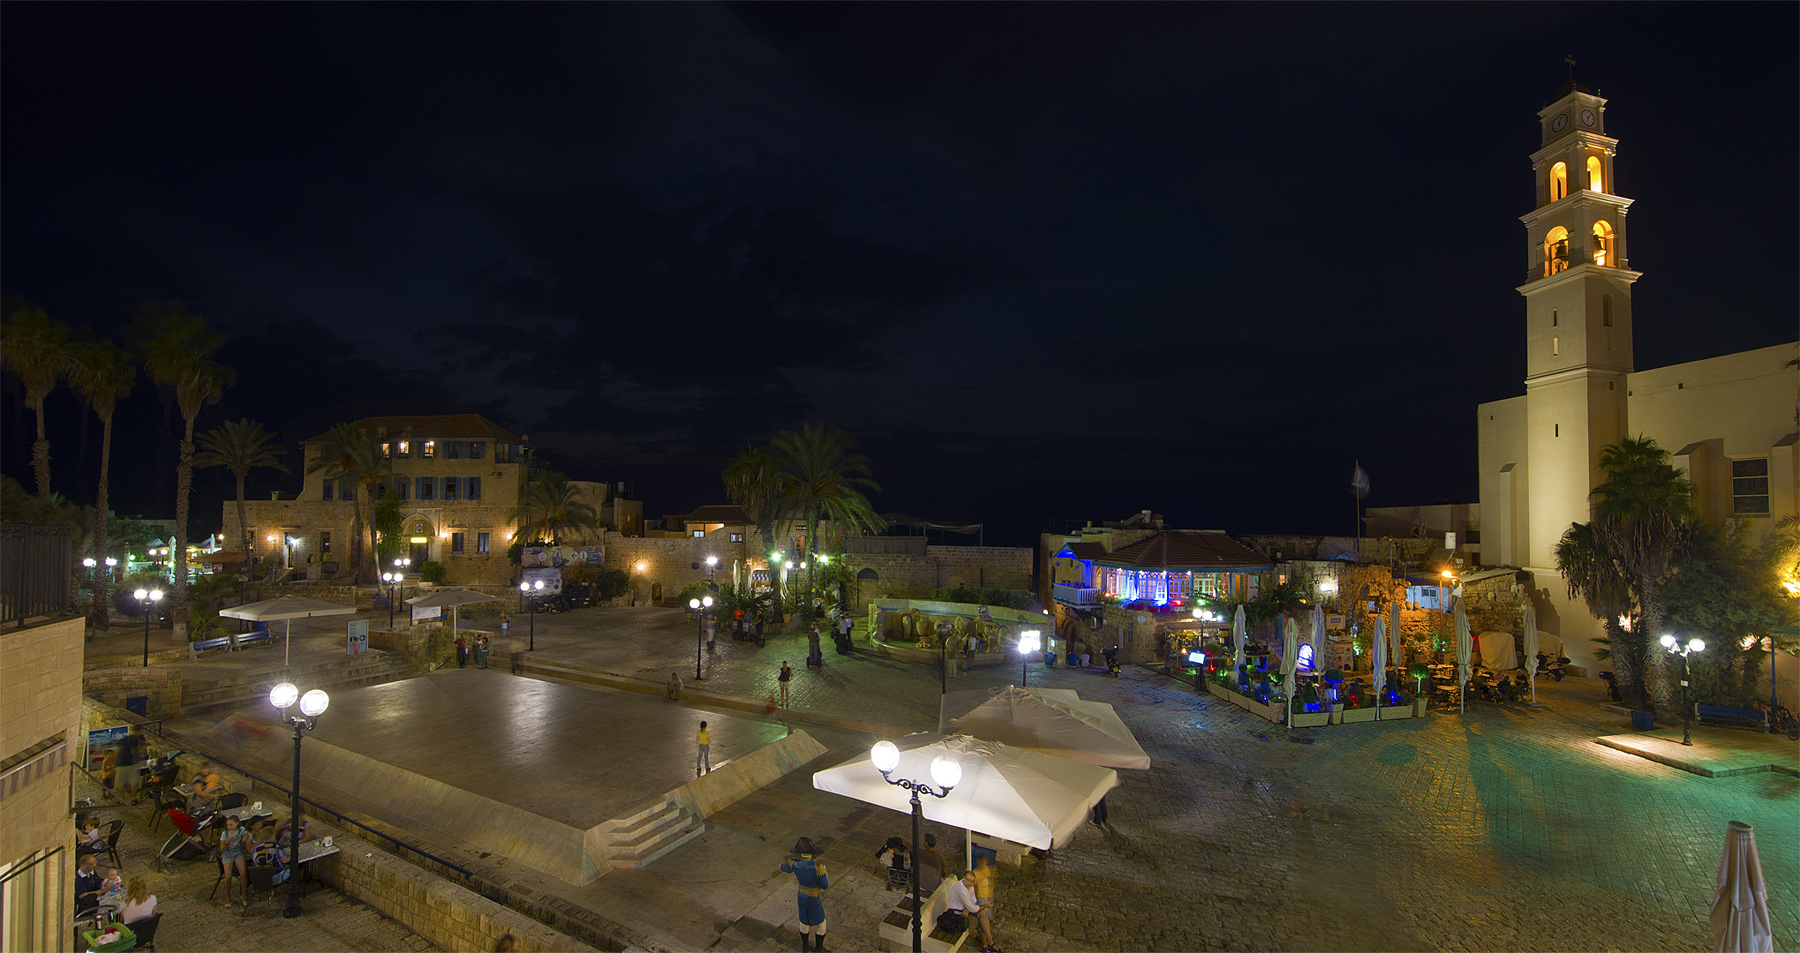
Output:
[[404, 516, 434, 568]]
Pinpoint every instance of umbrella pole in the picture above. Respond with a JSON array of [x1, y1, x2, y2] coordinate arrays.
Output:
[[965, 827, 973, 873], [285, 618, 292, 666]]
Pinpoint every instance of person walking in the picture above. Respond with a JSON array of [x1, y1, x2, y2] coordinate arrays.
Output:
[[806, 625, 823, 666], [778, 661, 793, 707], [916, 833, 945, 893], [455, 635, 468, 668], [476, 635, 489, 669], [696, 720, 711, 775], [706, 614, 717, 655], [972, 854, 1001, 952], [116, 727, 146, 804], [779, 837, 831, 952]]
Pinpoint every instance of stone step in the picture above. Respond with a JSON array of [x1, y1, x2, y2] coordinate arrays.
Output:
[[606, 804, 689, 851], [609, 817, 705, 870]]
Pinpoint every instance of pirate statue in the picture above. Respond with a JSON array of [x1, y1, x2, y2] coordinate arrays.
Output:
[[779, 836, 831, 951]]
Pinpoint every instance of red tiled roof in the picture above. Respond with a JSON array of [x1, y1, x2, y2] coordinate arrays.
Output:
[[304, 414, 525, 444], [1058, 542, 1108, 562], [1093, 532, 1272, 571], [683, 505, 752, 525]]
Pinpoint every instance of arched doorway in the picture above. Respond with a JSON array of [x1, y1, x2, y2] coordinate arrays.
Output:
[[404, 517, 434, 569]]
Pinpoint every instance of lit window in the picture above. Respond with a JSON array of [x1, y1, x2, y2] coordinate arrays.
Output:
[[730, 533, 744, 543], [1733, 459, 1771, 515], [1550, 162, 1568, 201], [469, 441, 485, 461], [397, 441, 410, 458], [381, 442, 391, 458], [693, 530, 705, 538], [1544, 226, 1570, 275], [421, 441, 435, 459], [1553, 336, 1559, 356], [1592, 221, 1613, 267], [1587, 156, 1604, 193]]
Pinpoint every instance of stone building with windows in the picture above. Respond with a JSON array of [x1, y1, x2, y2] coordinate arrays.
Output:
[[225, 413, 630, 586], [1475, 82, 1799, 690]]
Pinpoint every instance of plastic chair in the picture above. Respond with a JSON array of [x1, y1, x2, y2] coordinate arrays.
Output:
[[126, 911, 161, 951], [242, 866, 281, 914], [98, 820, 125, 868], [218, 792, 247, 811]]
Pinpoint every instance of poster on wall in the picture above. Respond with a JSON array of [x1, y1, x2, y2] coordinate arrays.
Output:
[[86, 726, 128, 771], [347, 619, 369, 656]]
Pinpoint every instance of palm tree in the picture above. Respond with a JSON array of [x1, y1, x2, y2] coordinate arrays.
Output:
[[68, 338, 136, 628], [305, 423, 391, 584], [1590, 435, 1696, 713], [724, 446, 791, 622], [1554, 521, 1641, 708], [196, 419, 289, 564], [137, 302, 235, 618], [1, 301, 72, 501], [509, 470, 600, 546], [770, 422, 886, 620]]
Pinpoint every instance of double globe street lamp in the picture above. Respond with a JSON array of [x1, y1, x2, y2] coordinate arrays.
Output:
[[268, 681, 329, 918], [689, 595, 714, 679], [381, 572, 404, 629], [870, 741, 961, 953], [133, 588, 163, 668], [520, 579, 545, 650], [1017, 628, 1042, 688], [1660, 634, 1706, 746]]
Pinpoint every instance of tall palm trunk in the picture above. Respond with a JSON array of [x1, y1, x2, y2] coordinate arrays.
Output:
[[804, 503, 819, 621], [234, 472, 251, 560], [1639, 578, 1674, 712], [93, 410, 116, 628], [32, 402, 51, 501], [1608, 619, 1644, 710], [361, 491, 377, 585], [173, 418, 195, 636]]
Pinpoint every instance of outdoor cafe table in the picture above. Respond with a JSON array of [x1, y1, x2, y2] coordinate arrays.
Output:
[[294, 840, 341, 896]]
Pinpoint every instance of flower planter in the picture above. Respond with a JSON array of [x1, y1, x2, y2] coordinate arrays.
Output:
[[1207, 681, 1232, 701], [1291, 710, 1331, 728], [1414, 696, 1428, 717], [1329, 704, 1345, 725], [1377, 705, 1413, 721], [1342, 706, 1378, 724], [1226, 691, 1286, 725]]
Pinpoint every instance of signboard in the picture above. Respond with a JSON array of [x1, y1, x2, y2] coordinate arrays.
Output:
[[411, 605, 442, 624], [521, 545, 604, 569], [87, 726, 128, 771], [347, 619, 369, 657], [521, 567, 563, 594]]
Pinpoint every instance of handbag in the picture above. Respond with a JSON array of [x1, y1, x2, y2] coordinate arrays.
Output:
[[935, 909, 967, 934]]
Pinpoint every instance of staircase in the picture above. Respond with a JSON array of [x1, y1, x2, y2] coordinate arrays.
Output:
[[597, 795, 705, 870], [179, 652, 419, 714]]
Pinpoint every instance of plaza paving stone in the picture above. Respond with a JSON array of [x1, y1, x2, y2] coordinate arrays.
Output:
[[104, 603, 1799, 951]]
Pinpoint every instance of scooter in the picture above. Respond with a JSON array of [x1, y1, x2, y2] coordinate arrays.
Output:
[[1102, 646, 1121, 678], [1535, 653, 1569, 682]]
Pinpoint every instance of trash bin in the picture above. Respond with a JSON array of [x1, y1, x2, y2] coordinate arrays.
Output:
[[1630, 709, 1655, 730]]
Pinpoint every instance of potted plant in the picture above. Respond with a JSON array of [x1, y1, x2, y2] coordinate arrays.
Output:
[[1377, 684, 1413, 720], [1291, 685, 1330, 728], [1342, 685, 1378, 723]]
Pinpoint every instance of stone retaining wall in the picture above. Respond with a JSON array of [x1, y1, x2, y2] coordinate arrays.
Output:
[[82, 667, 185, 720]]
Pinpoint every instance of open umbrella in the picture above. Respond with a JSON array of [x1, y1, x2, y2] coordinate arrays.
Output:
[[1310, 603, 1327, 674], [1372, 613, 1388, 715], [405, 588, 500, 635], [1711, 820, 1774, 953], [1232, 605, 1247, 680], [1455, 598, 1473, 714], [220, 595, 357, 665], [1522, 601, 1540, 703], [1281, 616, 1299, 711], [812, 733, 1118, 851], [942, 685, 1151, 770]]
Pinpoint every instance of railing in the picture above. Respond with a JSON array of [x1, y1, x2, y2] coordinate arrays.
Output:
[[1053, 584, 1102, 606], [2, 524, 75, 629], [842, 537, 929, 556]]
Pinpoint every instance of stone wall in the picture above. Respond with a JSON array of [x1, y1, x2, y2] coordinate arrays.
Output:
[[602, 531, 752, 605], [1, 615, 85, 942], [82, 667, 185, 720], [843, 546, 1035, 607]]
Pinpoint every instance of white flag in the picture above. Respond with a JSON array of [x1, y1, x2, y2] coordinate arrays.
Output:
[[1351, 462, 1371, 499]]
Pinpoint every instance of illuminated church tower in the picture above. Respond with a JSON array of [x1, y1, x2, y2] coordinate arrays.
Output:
[[1508, 81, 1640, 569]]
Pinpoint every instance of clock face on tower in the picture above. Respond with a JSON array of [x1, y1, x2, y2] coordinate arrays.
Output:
[[1581, 108, 1596, 127], [1552, 113, 1569, 133]]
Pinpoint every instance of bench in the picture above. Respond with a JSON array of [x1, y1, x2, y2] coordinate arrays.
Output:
[[1695, 704, 1766, 731], [878, 879, 972, 952], [235, 630, 274, 650], [188, 636, 233, 659]]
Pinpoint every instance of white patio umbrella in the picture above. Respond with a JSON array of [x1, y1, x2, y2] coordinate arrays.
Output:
[[812, 733, 1118, 853], [1281, 616, 1299, 711], [1455, 598, 1474, 714], [1371, 613, 1388, 715], [1522, 601, 1540, 703], [406, 587, 500, 634], [1711, 821, 1774, 953], [942, 685, 1151, 770], [220, 595, 358, 665], [1232, 605, 1247, 679], [1310, 603, 1327, 674]]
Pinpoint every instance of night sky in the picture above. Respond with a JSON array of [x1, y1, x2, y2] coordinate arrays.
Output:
[[4, 3, 1796, 548]]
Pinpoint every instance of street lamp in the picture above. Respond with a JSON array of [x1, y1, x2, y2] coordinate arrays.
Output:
[[520, 580, 544, 650], [269, 682, 328, 918], [689, 595, 713, 679], [1660, 634, 1706, 746], [1018, 629, 1042, 688], [382, 572, 402, 629], [871, 740, 961, 953], [133, 588, 163, 668]]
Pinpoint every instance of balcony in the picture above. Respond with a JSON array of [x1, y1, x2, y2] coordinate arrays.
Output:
[[3, 525, 75, 629], [1054, 583, 1102, 607]]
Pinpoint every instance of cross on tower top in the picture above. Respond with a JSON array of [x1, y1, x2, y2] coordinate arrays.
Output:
[[1565, 54, 1576, 83]]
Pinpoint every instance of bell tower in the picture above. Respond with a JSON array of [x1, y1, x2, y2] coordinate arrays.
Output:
[[1517, 79, 1641, 570]]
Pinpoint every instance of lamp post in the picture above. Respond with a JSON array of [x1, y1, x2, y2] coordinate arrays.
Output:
[[133, 588, 163, 668], [871, 740, 961, 953], [690, 595, 713, 679], [270, 682, 327, 918], [1660, 634, 1705, 746], [1018, 629, 1042, 688], [382, 573, 401, 629], [531, 580, 544, 649]]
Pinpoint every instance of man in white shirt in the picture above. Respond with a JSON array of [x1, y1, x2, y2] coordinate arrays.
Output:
[[945, 869, 980, 919]]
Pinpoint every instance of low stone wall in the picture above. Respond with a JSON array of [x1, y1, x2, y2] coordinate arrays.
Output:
[[315, 833, 597, 953], [369, 625, 465, 672], [83, 667, 185, 720]]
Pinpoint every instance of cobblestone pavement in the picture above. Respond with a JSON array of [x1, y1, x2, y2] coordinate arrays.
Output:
[[70, 772, 436, 953], [104, 604, 1799, 951]]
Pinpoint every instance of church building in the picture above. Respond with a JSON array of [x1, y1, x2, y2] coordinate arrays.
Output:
[[1476, 81, 1798, 694]]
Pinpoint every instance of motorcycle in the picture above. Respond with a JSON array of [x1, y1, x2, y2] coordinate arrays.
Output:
[[1102, 646, 1121, 678]]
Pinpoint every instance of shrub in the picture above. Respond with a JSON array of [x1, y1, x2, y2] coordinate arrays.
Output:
[[597, 568, 629, 600], [419, 561, 446, 584]]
